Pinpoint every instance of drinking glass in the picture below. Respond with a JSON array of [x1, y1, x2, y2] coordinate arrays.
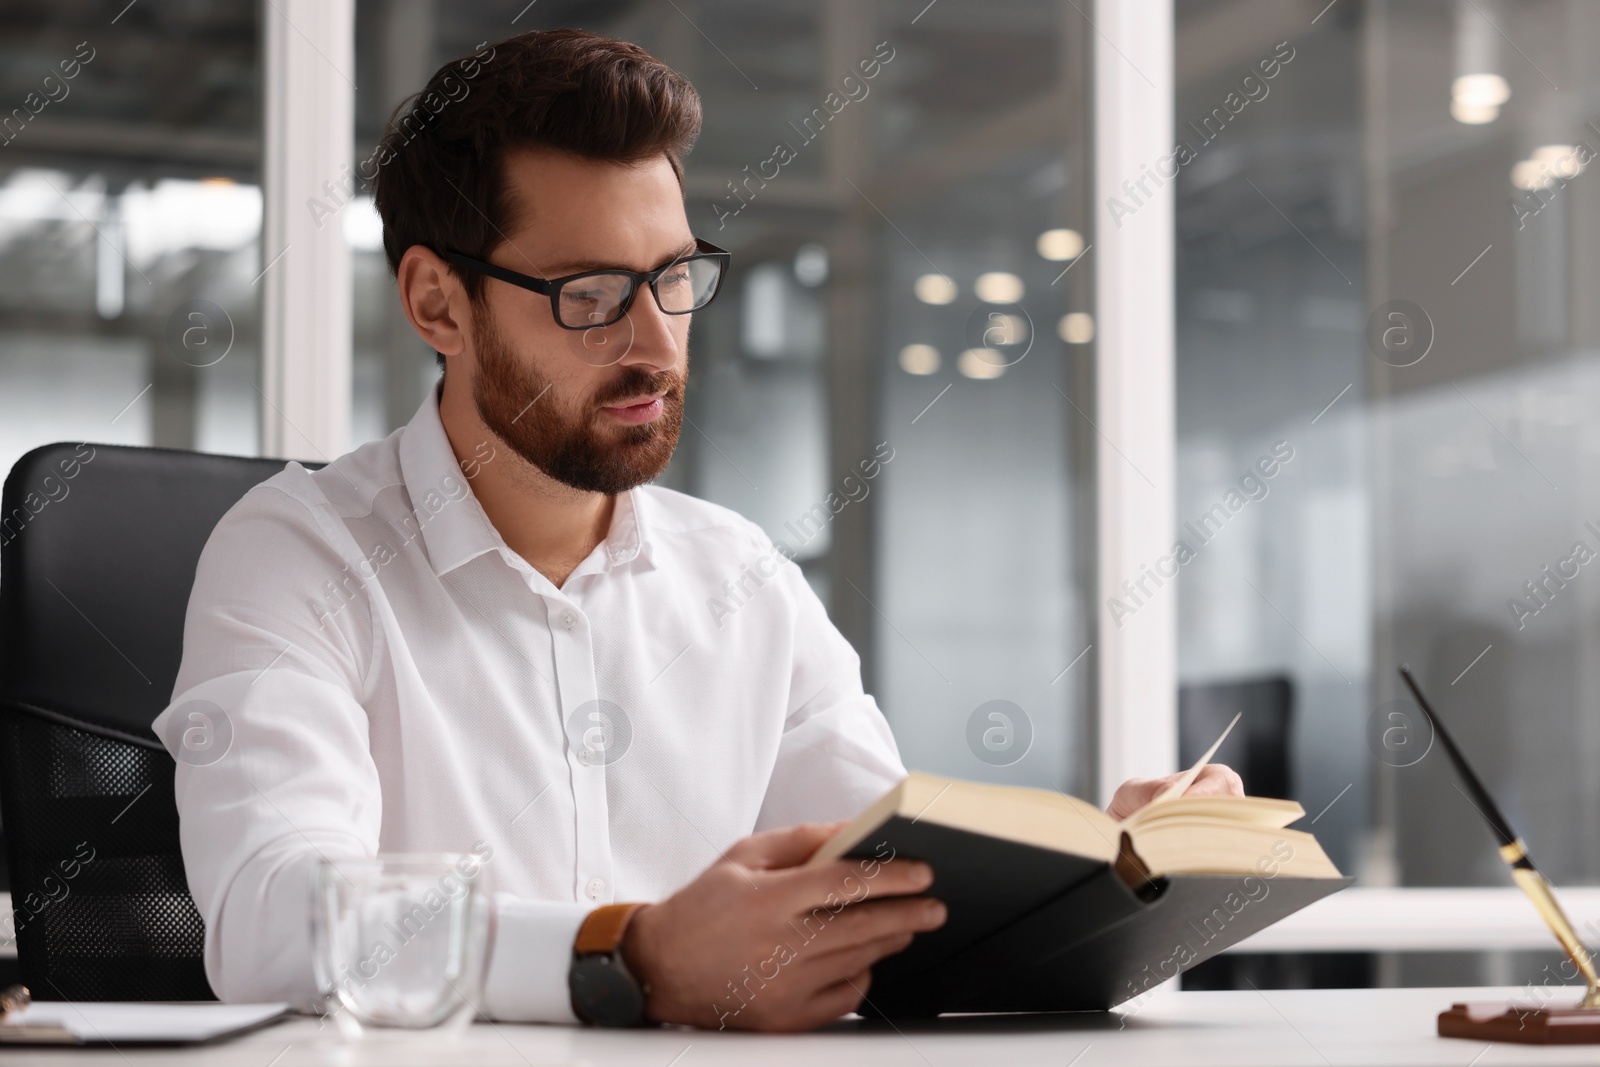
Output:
[[311, 852, 491, 1035]]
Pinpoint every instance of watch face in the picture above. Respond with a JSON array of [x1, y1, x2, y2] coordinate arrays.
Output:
[[570, 955, 647, 1027]]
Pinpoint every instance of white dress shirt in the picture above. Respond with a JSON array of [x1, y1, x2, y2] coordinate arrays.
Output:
[[152, 386, 906, 1022]]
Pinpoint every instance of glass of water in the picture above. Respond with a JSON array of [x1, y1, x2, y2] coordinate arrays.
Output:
[[311, 852, 491, 1035]]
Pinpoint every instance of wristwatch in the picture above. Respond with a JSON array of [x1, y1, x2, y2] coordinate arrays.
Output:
[[568, 902, 651, 1026]]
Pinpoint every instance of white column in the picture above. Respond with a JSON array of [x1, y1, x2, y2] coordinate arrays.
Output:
[[1093, 0, 1176, 803], [260, 0, 355, 461]]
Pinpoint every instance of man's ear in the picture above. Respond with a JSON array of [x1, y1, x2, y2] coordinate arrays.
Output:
[[398, 245, 473, 365]]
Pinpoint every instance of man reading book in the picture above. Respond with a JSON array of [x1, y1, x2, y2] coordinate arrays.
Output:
[[153, 28, 1243, 1033]]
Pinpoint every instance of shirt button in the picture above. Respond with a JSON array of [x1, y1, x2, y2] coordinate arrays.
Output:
[[585, 877, 606, 901], [561, 611, 577, 630]]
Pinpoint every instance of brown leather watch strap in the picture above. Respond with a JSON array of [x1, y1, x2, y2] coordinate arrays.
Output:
[[574, 902, 647, 956]]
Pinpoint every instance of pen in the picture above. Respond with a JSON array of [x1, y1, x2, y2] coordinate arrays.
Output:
[[1398, 665, 1600, 1009]]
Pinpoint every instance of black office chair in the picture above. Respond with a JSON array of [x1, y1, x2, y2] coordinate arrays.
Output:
[[1176, 673, 1373, 991], [1177, 674, 1294, 799], [0, 442, 298, 1000]]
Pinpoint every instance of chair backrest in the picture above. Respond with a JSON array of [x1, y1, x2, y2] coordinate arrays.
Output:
[[0, 442, 294, 1000], [1177, 674, 1294, 800]]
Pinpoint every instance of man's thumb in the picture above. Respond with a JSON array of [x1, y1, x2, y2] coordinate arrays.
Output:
[[725, 821, 848, 870]]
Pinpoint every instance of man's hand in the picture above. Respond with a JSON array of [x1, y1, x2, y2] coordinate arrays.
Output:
[[619, 822, 946, 1031], [1105, 763, 1245, 821]]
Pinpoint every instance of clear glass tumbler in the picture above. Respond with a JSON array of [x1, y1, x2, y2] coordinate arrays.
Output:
[[311, 852, 491, 1035]]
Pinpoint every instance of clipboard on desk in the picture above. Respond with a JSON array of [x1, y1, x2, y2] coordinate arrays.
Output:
[[0, 1001, 289, 1046]]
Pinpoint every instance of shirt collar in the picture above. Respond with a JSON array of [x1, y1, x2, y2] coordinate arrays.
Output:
[[397, 385, 655, 579]]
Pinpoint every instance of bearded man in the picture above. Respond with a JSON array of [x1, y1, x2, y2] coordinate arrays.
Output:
[[156, 27, 1239, 1033]]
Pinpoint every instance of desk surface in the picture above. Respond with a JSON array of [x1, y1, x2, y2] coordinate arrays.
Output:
[[5, 986, 1595, 1066]]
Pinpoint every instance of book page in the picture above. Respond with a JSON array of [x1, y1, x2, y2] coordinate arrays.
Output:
[[810, 772, 1342, 880], [1132, 822, 1342, 878], [1123, 794, 1305, 832]]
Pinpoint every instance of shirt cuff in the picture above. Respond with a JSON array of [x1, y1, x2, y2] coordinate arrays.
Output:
[[480, 895, 592, 1023]]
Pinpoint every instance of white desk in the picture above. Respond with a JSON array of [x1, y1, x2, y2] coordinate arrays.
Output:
[[15, 888, 1600, 960], [1239, 888, 1600, 953], [2, 987, 1596, 1066]]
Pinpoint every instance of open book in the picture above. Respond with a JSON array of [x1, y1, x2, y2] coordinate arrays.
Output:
[[808, 772, 1348, 1017], [815, 772, 1343, 878]]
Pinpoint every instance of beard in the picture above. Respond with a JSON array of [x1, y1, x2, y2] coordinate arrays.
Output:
[[470, 301, 685, 495]]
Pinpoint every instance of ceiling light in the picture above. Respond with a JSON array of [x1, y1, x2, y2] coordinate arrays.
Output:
[[1451, 0, 1509, 128], [898, 344, 940, 375], [914, 273, 957, 305], [793, 243, 828, 287], [984, 313, 1029, 347], [1450, 100, 1499, 125], [1511, 159, 1554, 191], [1036, 228, 1084, 262], [1452, 73, 1510, 109], [1058, 312, 1095, 344], [957, 348, 1005, 379], [975, 271, 1024, 304], [1533, 144, 1585, 180], [343, 195, 384, 252]]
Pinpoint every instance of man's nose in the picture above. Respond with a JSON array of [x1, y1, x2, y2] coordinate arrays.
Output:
[[616, 286, 683, 373]]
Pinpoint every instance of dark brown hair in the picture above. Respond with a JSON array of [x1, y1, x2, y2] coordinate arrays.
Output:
[[370, 29, 702, 304]]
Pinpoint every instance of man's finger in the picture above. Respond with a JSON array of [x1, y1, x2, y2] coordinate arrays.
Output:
[[793, 928, 917, 977], [1106, 775, 1163, 819], [757, 854, 934, 913], [1184, 763, 1245, 797], [791, 895, 945, 956], [724, 821, 848, 870], [808, 968, 873, 1022]]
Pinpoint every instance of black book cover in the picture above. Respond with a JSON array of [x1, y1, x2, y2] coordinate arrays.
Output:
[[844, 815, 1350, 1017]]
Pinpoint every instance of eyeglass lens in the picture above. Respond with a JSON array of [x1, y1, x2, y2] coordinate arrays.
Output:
[[555, 255, 722, 328]]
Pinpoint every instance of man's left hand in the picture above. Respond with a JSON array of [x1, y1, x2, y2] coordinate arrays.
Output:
[[1105, 764, 1244, 821]]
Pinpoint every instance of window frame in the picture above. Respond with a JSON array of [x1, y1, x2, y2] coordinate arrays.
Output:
[[260, 0, 355, 462]]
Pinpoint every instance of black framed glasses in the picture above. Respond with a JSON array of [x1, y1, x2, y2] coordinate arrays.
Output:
[[445, 238, 731, 330]]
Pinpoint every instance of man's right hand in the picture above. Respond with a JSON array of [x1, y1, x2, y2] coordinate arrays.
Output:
[[619, 822, 946, 1031]]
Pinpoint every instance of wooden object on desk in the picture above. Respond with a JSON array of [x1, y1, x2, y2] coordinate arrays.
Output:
[[1439, 1002, 1600, 1044]]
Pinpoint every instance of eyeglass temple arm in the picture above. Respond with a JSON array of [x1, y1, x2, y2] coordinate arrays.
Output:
[[444, 252, 555, 295]]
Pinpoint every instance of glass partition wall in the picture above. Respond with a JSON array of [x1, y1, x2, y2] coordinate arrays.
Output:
[[1175, 0, 1600, 987], [0, 2, 263, 477]]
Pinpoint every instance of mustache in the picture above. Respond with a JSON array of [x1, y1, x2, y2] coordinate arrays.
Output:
[[590, 367, 684, 409]]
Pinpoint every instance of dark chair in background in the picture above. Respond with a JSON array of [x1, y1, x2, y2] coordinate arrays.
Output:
[[0, 442, 297, 1000], [1178, 674, 1294, 799], [1175, 673, 1372, 992]]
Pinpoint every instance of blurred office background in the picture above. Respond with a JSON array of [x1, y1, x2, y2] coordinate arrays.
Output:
[[3, 0, 1600, 992], [1173, 0, 1600, 988]]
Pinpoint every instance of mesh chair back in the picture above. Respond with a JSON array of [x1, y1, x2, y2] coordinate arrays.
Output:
[[0, 442, 295, 1000]]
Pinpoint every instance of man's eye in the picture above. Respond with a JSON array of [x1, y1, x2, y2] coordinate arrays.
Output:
[[660, 267, 691, 287]]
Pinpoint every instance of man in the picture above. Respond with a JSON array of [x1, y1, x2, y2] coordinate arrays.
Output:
[[154, 28, 1240, 1032]]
